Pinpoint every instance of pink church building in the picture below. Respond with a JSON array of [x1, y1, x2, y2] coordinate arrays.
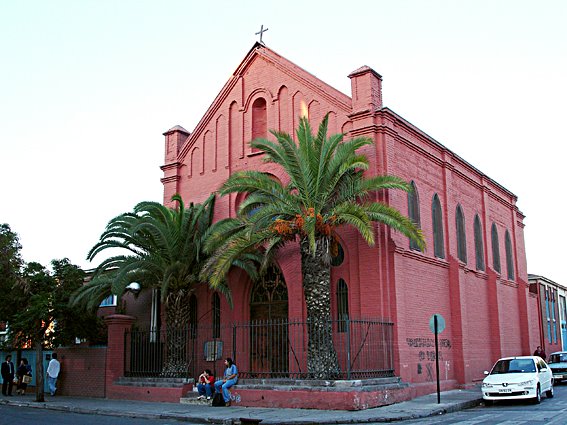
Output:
[[153, 42, 540, 408]]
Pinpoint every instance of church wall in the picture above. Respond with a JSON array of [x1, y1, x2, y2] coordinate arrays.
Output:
[[461, 270, 492, 382], [157, 45, 538, 397], [497, 282, 524, 357], [393, 253, 453, 385]]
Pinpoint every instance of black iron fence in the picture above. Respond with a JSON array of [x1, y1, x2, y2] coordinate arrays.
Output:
[[124, 318, 394, 380]]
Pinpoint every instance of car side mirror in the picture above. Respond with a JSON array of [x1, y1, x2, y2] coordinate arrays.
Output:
[[540, 367, 548, 372], [484, 371, 489, 375]]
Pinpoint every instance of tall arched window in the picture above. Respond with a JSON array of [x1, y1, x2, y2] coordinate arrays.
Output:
[[491, 223, 501, 273], [505, 230, 515, 280], [474, 215, 485, 271], [455, 205, 467, 263], [336, 279, 349, 333], [432, 194, 445, 259], [407, 181, 422, 251], [252, 97, 267, 140], [212, 293, 221, 338], [189, 294, 197, 339]]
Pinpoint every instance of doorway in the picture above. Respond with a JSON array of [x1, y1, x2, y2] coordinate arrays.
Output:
[[249, 265, 288, 377]]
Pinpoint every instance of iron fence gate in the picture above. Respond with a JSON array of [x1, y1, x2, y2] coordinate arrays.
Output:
[[124, 318, 394, 380]]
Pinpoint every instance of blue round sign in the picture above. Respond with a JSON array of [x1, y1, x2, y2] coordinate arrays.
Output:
[[429, 314, 446, 334]]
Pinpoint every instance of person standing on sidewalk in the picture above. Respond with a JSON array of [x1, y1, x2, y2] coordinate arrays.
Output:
[[46, 353, 60, 396], [1, 355, 15, 396]]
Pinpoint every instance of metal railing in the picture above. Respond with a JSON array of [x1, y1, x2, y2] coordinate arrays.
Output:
[[124, 318, 394, 380]]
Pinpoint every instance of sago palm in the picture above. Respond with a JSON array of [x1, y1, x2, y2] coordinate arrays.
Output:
[[204, 114, 424, 379], [72, 194, 248, 375]]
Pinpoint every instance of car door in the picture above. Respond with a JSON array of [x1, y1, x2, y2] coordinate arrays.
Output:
[[538, 359, 552, 390]]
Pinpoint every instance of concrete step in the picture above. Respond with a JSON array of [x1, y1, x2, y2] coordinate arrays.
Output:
[[180, 393, 213, 405], [115, 377, 193, 388]]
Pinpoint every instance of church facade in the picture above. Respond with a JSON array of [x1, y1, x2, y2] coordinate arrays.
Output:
[[160, 43, 540, 399]]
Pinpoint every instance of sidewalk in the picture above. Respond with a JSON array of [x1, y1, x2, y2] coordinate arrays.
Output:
[[0, 389, 483, 424]]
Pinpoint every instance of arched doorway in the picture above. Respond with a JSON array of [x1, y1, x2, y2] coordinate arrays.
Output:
[[250, 265, 288, 377]]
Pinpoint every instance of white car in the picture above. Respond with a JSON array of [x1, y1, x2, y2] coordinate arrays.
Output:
[[482, 356, 554, 405]]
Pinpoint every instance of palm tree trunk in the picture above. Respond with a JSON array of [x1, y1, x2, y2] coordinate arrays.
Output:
[[161, 290, 192, 377], [300, 237, 340, 379]]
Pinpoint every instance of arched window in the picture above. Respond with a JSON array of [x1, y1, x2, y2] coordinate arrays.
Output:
[[331, 242, 344, 267], [336, 279, 349, 333], [252, 97, 267, 140], [407, 181, 422, 251], [474, 215, 485, 271], [491, 223, 501, 273], [505, 230, 515, 280], [212, 293, 221, 338], [432, 194, 445, 259], [189, 294, 197, 339], [455, 205, 467, 263]]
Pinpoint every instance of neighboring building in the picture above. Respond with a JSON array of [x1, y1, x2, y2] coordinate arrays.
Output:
[[529, 274, 567, 353], [154, 41, 540, 402]]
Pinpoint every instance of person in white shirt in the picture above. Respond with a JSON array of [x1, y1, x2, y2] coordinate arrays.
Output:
[[46, 353, 60, 396]]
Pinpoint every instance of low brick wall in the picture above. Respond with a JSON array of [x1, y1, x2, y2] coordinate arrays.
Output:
[[107, 383, 193, 403], [227, 378, 413, 411], [57, 346, 107, 398]]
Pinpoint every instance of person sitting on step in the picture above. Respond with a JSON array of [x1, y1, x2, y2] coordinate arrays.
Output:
[[196, 369, 215, 400], [214, 358, 238, 406]]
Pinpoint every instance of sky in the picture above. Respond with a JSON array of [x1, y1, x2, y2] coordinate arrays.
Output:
[[1, 0, 566, 283]]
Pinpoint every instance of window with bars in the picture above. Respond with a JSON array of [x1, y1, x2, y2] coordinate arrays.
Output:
[[336, 279, 349, 333], [212, 293, 221, 338], [474, 215, 485, 271], [432, 194, 445, 259], [455, 205, 467, 263]]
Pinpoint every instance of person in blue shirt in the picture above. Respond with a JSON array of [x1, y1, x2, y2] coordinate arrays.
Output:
[[214, 357, 238, 406]]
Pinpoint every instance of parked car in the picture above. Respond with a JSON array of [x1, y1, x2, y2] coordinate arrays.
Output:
[[482, 356, 554, 405], [548, 351, 567, 383]]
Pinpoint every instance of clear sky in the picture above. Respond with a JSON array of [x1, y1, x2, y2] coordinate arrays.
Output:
[[1, 1, 565, 283]]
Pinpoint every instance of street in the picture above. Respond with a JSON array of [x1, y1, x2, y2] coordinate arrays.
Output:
[[401, 383, 567, 425], [0, 405, 179, 425], [1, 384, 567, 425]]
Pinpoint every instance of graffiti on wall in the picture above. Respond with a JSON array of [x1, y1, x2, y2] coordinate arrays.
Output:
[[407, 337, 452, 381]]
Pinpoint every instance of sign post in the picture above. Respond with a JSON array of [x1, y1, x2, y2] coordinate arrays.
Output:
[[429, 313, 445, 404]]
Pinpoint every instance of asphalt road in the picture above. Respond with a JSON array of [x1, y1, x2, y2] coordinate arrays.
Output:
[[401, 382, 567, 425], [0, 405, 182, 425]]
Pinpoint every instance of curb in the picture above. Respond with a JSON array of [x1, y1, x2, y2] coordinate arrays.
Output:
[[0, 396, 484, 424]]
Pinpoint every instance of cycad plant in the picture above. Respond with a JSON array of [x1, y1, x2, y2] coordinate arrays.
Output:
[[204, 115, 424, 379], [72, 194, 239, 376]]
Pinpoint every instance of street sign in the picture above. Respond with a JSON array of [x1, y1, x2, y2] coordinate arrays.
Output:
[[429, 313, 446, 334]]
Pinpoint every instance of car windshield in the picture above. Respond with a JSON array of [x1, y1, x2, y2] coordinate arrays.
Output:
[[549, 353, 567, 364], [490, 359, 536, 374]]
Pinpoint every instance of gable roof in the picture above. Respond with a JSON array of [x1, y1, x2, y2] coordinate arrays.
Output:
[[178, 43, 353, 161]]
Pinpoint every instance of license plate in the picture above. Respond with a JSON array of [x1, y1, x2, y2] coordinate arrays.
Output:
[[555, 375, 564, 379], [499, 389, 512, 393]]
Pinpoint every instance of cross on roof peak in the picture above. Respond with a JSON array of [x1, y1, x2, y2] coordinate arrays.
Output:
[[255, 25, 268, 44]]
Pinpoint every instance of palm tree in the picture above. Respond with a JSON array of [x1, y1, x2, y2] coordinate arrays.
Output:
[[204, 115, 425, 379], [72, 194, 248, 375]]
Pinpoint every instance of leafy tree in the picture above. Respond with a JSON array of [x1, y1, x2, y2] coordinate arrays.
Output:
[[6, 258, 103, 402], [204, 115, 424, 379], [0, 224, 23, 320], [73, 194, 254, 375]]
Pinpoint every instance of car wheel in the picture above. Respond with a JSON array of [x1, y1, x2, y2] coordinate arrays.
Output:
[[546, 384, 554, 398], [533, 385, 541, 404]]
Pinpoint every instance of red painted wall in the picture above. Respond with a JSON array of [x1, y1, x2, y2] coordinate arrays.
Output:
[[57, 347, 107, 398]]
